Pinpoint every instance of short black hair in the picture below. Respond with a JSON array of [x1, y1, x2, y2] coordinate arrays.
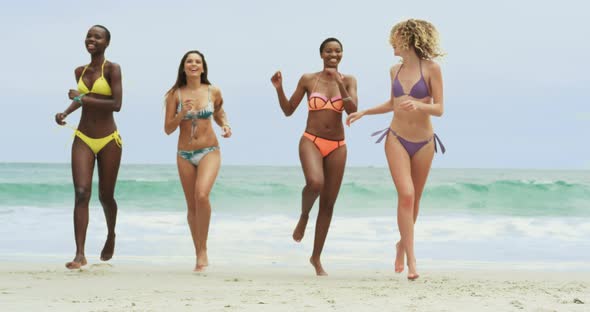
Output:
[[92, 24, 111, 43], [319, 37, 342, 53]]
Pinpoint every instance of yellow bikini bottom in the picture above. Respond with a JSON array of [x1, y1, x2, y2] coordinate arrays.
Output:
[[75, 130, 123, 154]]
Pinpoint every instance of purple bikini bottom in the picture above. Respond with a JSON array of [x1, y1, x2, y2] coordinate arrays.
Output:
[[372, 128, 446, 157]]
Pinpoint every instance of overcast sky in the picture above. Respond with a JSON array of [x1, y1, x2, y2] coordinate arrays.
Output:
[[1, 0, 588, 169]]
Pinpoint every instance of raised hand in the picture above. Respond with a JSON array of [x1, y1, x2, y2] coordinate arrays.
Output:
[[324, 68, 344, 84], [221, 125, 232, 138], [180, 99, 194, 116], [271, 71, 283, 89], [68, 89, 81, 100]]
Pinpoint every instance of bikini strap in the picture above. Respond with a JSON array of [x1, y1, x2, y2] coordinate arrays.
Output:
[[311, 73, 321, 94], [394, 63, 403, 80], [371, 127, 396, 143], [433, 133, 446, 154], [207, 85, 211, 103], [80, 64, 89, 78], [101, 59, 107, 77], [419, 59, 424, 77]]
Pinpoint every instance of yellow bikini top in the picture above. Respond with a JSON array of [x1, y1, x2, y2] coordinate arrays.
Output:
[[77, 60, 112, 96]]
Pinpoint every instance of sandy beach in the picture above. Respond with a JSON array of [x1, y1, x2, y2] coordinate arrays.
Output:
[[1, 262, 588, 312]]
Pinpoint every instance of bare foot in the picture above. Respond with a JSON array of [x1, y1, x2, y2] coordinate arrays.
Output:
[[407, 260, 419, 281], [65, 255, 87, 270], [395, 241, 405, 273], [100, 233, 116, 261], [193, 264, 207, 272], [292, 215, 309, 242], [194, 251, 209, 272], [310, 257, 328, 276]]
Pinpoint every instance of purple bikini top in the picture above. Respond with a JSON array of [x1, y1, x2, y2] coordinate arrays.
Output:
[[392, 60, 430, 99]]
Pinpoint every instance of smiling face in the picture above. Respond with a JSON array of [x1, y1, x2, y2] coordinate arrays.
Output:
[[85, 26, 109, 55], [184, 53, 204, 78], [321, 41, 343, 68]]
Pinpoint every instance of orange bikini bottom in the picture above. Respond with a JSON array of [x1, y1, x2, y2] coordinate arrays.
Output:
[[302, 132, 346, 158]]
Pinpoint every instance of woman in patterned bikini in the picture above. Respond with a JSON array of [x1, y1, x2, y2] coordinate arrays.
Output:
[[164, 50, 232, 272]]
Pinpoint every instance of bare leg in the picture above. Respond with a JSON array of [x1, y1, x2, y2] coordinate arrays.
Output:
[[96, 140, 122, 261], [177, 155, 198, 270], [293, 137, 324, 242], [394, 140, 436, 275], [193, 150, 221, 272], [66, 137, 95, 269], [384, 136, 418, 279], [309, 146, 346, 276]]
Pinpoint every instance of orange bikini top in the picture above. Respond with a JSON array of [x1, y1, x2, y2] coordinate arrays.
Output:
[[307, 74, 344, 113]]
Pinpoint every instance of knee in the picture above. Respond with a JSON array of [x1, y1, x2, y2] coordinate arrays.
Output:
[[306, 178, 324, 194], [98, 191, 115, 205], [397, 188, 415, 209], [195, 191, 210, 206], [74, 187, 92, 204]]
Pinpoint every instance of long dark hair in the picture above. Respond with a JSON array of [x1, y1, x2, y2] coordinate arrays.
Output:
[[166, 50, 211, 96]]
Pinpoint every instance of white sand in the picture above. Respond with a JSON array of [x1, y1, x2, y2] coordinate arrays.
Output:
[[0, 262, 588, 312]]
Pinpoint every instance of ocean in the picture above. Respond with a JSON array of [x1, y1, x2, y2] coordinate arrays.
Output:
[[1, 163, 589, 270]]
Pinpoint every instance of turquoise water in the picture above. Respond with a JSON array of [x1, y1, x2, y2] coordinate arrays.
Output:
[[0, 163, 589, 268], [1, 163, 589, 216]]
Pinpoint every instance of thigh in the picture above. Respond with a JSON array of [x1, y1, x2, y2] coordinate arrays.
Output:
[[177, 154, 198, 205], [299, 136, 324, 184], [96, 139, 122, 196], [410, 140, 435, 197], [321, 145, 346, 198], [384, 135, 413, 195], [195, 149, 221, 196], [71, 137, 96, 189]]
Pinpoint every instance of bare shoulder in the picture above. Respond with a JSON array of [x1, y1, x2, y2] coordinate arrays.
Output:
[[74, 65, 85, 77], [106, 61, 121, 72], [390, 63, 402, 77], [300, 72, 316, 82], [164, 89, 178, 104], [423, 59, 441, 73], [343, 73, 357, 82], [210, 84, 222, 97]]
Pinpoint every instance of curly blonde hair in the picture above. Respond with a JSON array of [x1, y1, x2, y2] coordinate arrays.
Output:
[[389, 19, 444, 60]]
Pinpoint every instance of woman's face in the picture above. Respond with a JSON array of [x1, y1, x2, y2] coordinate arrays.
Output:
[[85, 27, 109, 54], [392, 34, 403, 57], [184, 53, 204, 78], [321, 41, 343, 68]]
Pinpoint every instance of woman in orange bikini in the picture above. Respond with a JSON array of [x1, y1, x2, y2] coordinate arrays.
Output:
[[271, 38, 358, 276], [347, 19, 445, 280], [54, 25, 123, 269]]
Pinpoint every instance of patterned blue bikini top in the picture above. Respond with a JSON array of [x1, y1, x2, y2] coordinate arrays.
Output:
[[177, 85, 214, 120]]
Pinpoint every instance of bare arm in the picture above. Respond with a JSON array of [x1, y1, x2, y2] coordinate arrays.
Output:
[[336, 74, 358, 114], [271, 71, 307, 117], [418, 62, 444, 117], [164, 90, 188, 135], [212, 87, 232, 138]]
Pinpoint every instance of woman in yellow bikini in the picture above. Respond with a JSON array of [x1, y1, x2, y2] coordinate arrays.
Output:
[[54, 25, 123, 270], [270, 38, 358, 276]]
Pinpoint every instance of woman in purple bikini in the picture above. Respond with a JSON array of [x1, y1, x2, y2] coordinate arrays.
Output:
[[347, 19, 445, 280]]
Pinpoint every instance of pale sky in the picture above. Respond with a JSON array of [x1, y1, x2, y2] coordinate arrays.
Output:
[[1, 0, 588, 169]]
